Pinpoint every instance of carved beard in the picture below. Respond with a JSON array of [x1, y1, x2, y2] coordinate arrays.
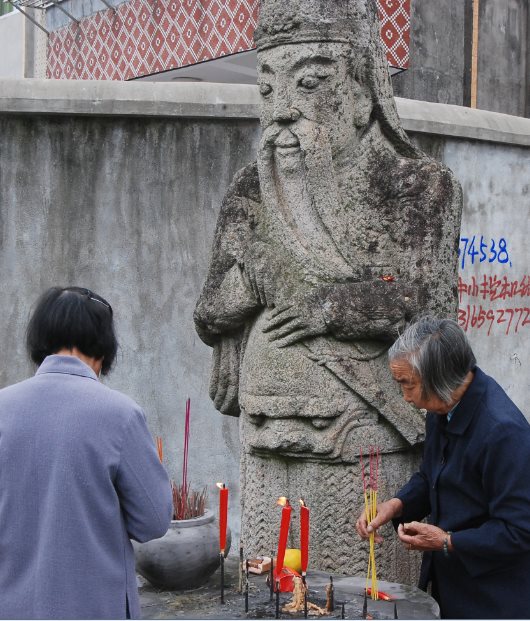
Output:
[[257, 119, 353, 281]]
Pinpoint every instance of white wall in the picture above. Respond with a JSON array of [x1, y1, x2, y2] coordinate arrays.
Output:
[[444, 140, 530, 415], [0, 11, 25, 78]]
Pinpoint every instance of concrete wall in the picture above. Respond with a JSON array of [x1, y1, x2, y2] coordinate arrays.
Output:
[[477, 0, 529, 117], [392, 0, 529, 118], [0, 80, 529, 545], [446, 139, 530, 402], [392, 0, 468, 106], [0, 12, 25, 79]]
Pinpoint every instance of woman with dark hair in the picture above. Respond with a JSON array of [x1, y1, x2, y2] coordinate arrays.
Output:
[[0, 286, 172, 620], [356, 317, 530, 619]]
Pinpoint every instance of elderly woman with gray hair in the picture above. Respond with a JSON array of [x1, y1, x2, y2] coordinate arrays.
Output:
[[356, 317, 530, 619]]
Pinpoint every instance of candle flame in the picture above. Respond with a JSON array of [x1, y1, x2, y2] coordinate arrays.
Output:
[[216, 482, 226, 489], [277, 496, 290, 507], [299, 498, 306, 507]]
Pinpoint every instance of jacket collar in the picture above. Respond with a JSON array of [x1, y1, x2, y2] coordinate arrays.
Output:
[[443, 366, 485, 436], [35, 355, 99, 381]]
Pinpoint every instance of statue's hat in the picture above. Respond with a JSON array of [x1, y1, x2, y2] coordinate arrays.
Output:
[[254, 0, 372, 51]]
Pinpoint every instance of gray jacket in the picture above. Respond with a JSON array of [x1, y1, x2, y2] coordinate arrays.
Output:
[[0, 355, 173, 619]]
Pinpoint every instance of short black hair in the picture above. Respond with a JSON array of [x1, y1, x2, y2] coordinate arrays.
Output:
[[26, 286, 118, 375]]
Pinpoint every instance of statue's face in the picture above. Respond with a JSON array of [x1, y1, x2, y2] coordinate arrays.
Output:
[[257, 42, 370, 160]]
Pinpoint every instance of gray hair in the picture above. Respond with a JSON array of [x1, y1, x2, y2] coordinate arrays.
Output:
[[388, 317, 476, 404]]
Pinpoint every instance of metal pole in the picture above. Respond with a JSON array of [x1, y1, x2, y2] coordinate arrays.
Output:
[[220, 553, 225, 604], [49, 0, 79, 24], [5, 1, 50, 35], [245, 560, 249, 613]]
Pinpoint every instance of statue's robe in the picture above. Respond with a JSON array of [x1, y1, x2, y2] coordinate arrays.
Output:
[[194, 122, 462, 462]]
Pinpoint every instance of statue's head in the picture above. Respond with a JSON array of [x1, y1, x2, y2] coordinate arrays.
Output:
[[254, 0, 418, 161]]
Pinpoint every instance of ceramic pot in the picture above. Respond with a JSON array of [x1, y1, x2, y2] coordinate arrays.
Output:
[[133, 509, 231, 590]]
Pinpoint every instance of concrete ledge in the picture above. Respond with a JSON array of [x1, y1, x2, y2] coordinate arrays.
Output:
[[1, 78, 529, 147], [396, 98, 530, 148], [0, 79, 261, 120]]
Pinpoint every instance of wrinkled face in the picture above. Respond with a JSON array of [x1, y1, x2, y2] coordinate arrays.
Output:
[[257, 42, 371, 159], [390, 359, 451, 415]]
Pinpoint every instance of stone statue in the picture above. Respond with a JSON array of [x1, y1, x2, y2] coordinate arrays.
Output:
[[195, 0, 462, 583]]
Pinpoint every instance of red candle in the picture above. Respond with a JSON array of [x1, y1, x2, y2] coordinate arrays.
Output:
[[275, 497, 292, 580], [217, 482, 229, 553], [299, 499, 309, 575]]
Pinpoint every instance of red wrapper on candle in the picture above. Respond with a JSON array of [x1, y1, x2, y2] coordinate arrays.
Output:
[[275, 497, 292, 580], [299, 499, 309, 575], [218, 483, 228, 553]]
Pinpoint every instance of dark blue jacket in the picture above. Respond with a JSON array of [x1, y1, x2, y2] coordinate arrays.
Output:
[[396, 367, 530, 619]]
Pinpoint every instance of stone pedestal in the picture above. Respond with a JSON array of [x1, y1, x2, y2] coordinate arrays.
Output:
[[240, 450, 423, 584]]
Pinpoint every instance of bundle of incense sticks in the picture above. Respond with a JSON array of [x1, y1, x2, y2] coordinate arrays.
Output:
[[361, 446, 380, 600]]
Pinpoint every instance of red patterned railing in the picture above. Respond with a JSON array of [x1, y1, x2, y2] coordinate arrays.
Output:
[[47, 0, 410, 81]]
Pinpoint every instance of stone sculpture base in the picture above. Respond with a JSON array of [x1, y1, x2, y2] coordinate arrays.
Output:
[[240, 450, 423, 585]]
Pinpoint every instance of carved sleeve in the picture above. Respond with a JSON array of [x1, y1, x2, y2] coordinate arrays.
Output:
[[194, 166, 262, 346], [318, 160, 462, 341]]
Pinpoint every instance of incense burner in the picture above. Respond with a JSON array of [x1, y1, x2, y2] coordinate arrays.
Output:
[[133, 509, 231, 590]]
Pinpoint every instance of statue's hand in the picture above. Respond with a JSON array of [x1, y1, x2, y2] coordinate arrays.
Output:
[[209, 337, 241, 416], [263, 296, 327, 348]]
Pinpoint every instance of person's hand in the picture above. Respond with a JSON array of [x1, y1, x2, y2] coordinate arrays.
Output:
[[397, 522, 449, 552], [356, 498, 403, 543], [263, 295, 327, 348]]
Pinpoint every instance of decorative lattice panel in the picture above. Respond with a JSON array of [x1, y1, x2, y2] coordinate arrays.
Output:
[[47, 0, 410, 81], [376, 0, 410, 69]]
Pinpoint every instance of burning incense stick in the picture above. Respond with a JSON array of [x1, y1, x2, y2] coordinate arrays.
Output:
[[156, 436, 163, 463], [182, 398, 190, 492]]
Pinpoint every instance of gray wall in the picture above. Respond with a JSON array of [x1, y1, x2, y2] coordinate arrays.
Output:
[[477, 0, 529, 118], [392, 0, 468, 106], [0, 80, 529, 544], [392, 0, 529, 118]]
